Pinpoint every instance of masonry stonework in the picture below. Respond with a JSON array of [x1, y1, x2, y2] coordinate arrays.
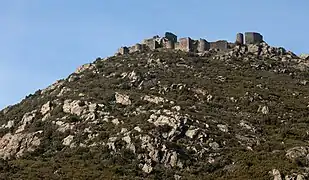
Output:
[[116, 31, 266, 55], [236, 33, 244, 45], [210, 40, 228, 51], [118, 47, 129, 55], [133, 43, 143, 52], [142, 38, 159, 50], [178, 37, 192, 52], [165, 32, 177, 43], [245, 32, 263, 44], [198, 39, 210, 53]]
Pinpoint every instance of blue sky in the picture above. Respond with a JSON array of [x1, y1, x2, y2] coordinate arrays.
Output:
[[0, 0, 308, 109]]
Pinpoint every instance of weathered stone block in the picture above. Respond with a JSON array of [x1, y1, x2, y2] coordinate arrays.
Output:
[[191, 40, 199, 53], [142, 38, 159, 50], [245, 32, 263, 44], [236, 33, 244, 45], [210, 40, 228, 51], [178, 37, 192, 52], [165, 32, 177, 43], [198, 39, 210, 52]]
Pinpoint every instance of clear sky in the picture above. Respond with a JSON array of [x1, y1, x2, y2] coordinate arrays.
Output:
[[0, 0, 308, 109]]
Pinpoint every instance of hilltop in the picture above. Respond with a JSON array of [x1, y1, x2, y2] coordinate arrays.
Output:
[[1, 32, 309, 179]]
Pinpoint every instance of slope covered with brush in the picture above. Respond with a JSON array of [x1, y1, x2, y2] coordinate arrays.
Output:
[[1, 43, 309, 179]]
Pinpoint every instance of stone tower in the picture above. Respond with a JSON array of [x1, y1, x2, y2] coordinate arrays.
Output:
[[245, 32, 263, 44], [236, 33, 244, 45], [198, 39, 210, 52], [118, 47, 129, 55], [178, 37, 192, 52], [165, 32, 177, 43]]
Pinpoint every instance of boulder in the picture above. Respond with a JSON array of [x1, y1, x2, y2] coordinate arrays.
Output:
[[271, 169, 282, 180], [63, 100, 87, 116], [142, 163, 153, 173], [143, 95, 165, 104], [115, 92, 131, 105], [41, 101, 52, 115], [63, 135, 74, 146]]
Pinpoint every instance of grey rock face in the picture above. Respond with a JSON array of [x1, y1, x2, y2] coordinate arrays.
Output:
[[63, 100, 87, 116], [1, 120, 14, 129], [0, 131, 42, 159], [16, 110, 37, 133], [75, 63, 94, 74], [41, 101, 52, 115], [2, 36, 309, 179]]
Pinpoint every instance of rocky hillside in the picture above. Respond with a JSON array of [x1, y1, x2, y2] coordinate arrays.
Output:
[[1, 42, 309, 179]]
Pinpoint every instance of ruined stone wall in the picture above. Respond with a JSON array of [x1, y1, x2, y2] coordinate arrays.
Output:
[[165, 32, 177, 43], [210, 40, 228, 51], [142, 38, 159, 50], [130, 43, 144, 53], [245, 32, 263, 44], [177, 37, 192, 52], [198, 39, 210, 52], [118, 47, 129, 55], [228, 42, 236, 49], [191, 40, 198, 53], [236, 33, 244, 45], [117, 31, 266, 55]]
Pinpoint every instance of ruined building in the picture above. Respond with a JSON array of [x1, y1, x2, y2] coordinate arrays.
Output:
[[117, 32, 264, 55]]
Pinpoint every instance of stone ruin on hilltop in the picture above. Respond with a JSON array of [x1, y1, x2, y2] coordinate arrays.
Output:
[[116, 32, 264, 55]]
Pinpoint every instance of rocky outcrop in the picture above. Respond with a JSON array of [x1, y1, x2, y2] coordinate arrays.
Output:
[[115, 92, 131, 105], [41, 101, 52, 115], [63, 100, 88, 116], [16, 110, 37, 133], [0, 131, 42, 159], [62, 135, 74, 146], [62, 99, 101, 121], [1, 120, 14, 129], [74, 63, 95, 74], [2, 39, 309, 179], [143, 95, 166, 104], [271, 169, 282, 180]]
